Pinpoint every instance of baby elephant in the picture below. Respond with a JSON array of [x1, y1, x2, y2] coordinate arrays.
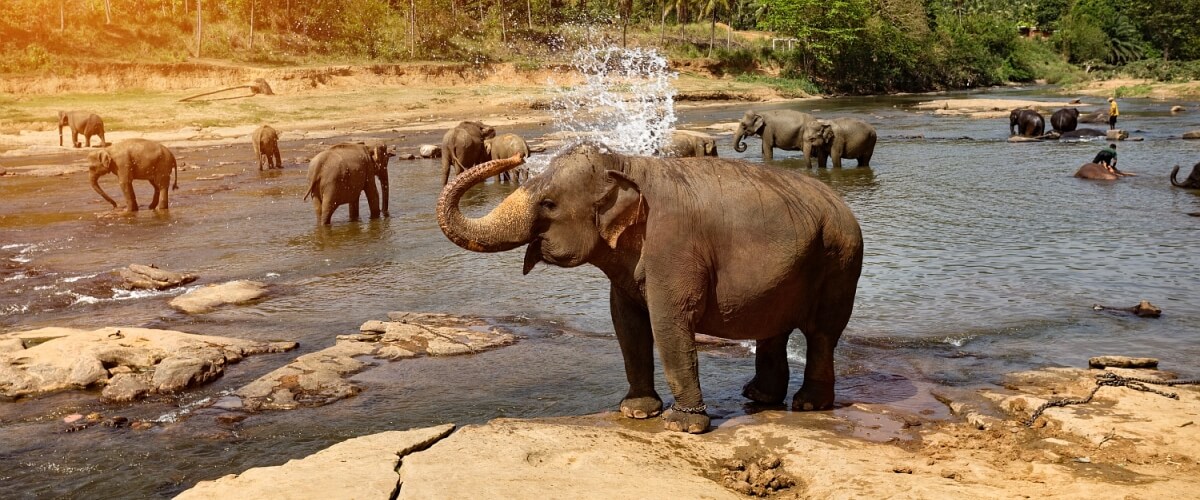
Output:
[[1170, 162, 1200, 189], [802, 118, 877, 168], [58, 110, 105, 148], [88, 139, 179, 212], [305, 143, 388, 225], [252, 125, 282, 170], [661, 130, 718, 158], [484, 133, 531, 182]]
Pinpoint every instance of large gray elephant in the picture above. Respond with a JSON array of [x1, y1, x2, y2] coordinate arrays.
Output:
[[1009, 109, 1045, 137], [441, 121, 495, 185], [436, 144, 863, 434], [58, 110, 105, 148], [733, 110, 817, 161], [87, 138, 178, 212], [1171, 162, 1200, 188], [305, 142, 388, 225], [1050, 108, 1079, 133], [484, 133, 531, 182], [661, 130, 718, 158], [251, 125, 282, 170], [801, 118, 877, 168]]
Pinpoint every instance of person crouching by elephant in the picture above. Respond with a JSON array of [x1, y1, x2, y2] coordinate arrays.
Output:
[[305, 143, 388, 225], [484, 133, 531, 182], [801, 118, 877, 168], [251, 125, 282, 170], [441, 121, 495, 185], [59, 110, 106, 148], [1091, 143, 1133, 176], [1009, 109, 1045, 137], [88, 139, 178, 212]]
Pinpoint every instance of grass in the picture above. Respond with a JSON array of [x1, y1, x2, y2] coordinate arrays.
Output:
[[1113, 83, 1154, 98], [734, 74, 820, 97]]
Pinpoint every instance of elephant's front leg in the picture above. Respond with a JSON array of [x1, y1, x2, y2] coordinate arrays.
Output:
[[364, 182, 381, 219], [761, 140, 774, 161], [148, 185, 161, 209], [348, 192, 361, 220], [646, 276, 709, 433], [119, 175, 138, 212], [611, 287, 661, 420], [742, 332, 791, 405]]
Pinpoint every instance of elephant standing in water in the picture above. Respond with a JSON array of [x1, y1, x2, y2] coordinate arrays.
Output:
[[1171, 162, 1200, 188], [88, 138, 178, 212], [1051, 108, 1080, 133], [252, 125, 282, 170], [441, 121, 495, 185], [661, 130, 718, 158], [305, 143, 388, 225], [801, 118, 877, 168], [436, 144, 863, 434], [58, 110, 105, 148], [733, 110, 817, 161], [484, 133, 531, 182], [1010, 109, 1045, 137], [363, 141, 393, 217]]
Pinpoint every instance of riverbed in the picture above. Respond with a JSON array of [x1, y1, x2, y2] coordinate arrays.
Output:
[[2, 88, 1199, 497]]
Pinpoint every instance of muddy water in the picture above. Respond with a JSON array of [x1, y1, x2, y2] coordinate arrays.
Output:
[[2, 89, 1199, 497]]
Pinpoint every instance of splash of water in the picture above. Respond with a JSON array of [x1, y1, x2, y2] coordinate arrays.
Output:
[[536, 45, 678, 173]]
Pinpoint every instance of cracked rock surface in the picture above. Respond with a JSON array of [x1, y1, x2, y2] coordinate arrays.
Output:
[[169, 280, 269, 314]]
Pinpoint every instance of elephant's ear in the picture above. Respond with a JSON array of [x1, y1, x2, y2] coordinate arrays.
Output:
[[98, 150, 115, 173], [821, 122, 835, 142], [750, 114, 765, 134], [597, 170, 647, 249]]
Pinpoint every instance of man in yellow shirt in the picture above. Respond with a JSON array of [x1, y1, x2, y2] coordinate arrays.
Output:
[[1108, 97, 1119, 130]]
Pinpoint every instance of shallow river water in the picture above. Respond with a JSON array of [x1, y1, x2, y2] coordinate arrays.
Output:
[[2, 88, 1199, 497]]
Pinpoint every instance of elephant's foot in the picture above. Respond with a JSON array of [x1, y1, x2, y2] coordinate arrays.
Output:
[[791, 382, 835, 411], [619, 396, 662, 419], [741, 377, 787, 406], [661, 405, 710, 434]]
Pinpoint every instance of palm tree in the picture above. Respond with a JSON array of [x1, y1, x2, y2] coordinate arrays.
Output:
[[699, 0, 731, 57]]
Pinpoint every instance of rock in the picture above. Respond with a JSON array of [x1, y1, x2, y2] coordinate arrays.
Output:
[[63, 414, 83, 423], [235, 313, 517, 411], [176, 424, 455, 500], [1092, 300, 1161, 317], [1007, 135, 1042, 143], [169, 280, 268, 314], [418, 144, 441, 158], [398, 153, 416, 160], [1183, 130, 1200, 140], [1171, 106, 1185, 114], [1088, 356, 1159, 369], [130, 421, 154, 430], [117, 264, 197, 291], [0, 327, 296, 400], [1106, 129, 1129, 140]]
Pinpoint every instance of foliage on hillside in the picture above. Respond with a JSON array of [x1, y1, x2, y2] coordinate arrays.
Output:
[[1, 0, 1198, 94]]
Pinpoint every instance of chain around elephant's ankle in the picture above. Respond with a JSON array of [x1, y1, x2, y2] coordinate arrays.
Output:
[[668, 402, 708, 415]]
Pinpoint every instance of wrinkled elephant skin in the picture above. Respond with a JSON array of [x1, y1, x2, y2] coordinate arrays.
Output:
[[436, 143, 863, 434], [88, 138, 179, 212], [661, 131, 718, 158], [305, 143, 385, 225]]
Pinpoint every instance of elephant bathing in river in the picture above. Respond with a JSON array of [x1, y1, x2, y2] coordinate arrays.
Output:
[[661, 130, 718, 158], [59, 110, 105, 148], [1051, 108, 1079, 133], [484, 133, 531, 182], [305, 142, 389, 224], [436, 143, 864, 434], [251, 125, 282, 170], [441, 121, 495, 185], [1075, 162, 1128, 180], [1171, 162, 1200, 188], [801, 118, 877, 168], [733, 110, 817, 162], [88, 138, 178, 212], [1010, 109, 1045, 137]]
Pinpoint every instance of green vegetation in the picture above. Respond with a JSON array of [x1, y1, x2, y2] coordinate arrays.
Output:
[[1, 0, 1198, 95]]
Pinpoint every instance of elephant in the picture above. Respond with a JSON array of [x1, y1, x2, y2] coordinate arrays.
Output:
[[87, 138, 178, 212], [1079, 110, 1110, 124], [58, 110, 105, 148], [1170, 162, 1200, 188], [484, 133, 531, 182], [1059, 128, 1107, 140], [305, 142, 388, 225], [660, 130, 718, 158], [436, 143, 864, 434], [362, 141, 393, 217], [1009, 109, 1045, 137], [1050, 108, 1080, 133], [1074, 162, 1123, 180], [441, 121, 495, 185], [733, 109, 817, 162], [801, 118, 877, 169], [251, 125, 282, 170]]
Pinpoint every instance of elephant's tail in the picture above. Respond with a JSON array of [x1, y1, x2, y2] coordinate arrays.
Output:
[[304, 177, 318, 201], [171, 155, 179, 190], [1171, 165, 1183, 187]]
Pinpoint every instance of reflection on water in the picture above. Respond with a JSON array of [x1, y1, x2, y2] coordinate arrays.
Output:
[[1, 89, 1199, 497]]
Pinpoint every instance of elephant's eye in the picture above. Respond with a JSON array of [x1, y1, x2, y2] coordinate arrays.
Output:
[[540, 199, 557, 211]]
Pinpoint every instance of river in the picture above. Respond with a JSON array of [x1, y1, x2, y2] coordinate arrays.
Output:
[[1, 87, 1199, 497]]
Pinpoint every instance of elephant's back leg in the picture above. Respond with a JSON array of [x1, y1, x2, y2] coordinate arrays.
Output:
[[792, 248, 861, 411]]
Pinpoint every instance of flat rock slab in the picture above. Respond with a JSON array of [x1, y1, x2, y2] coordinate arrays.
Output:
[[1089, 356, 1159, 369], [0, 327, 296, 401], [176, 424, 454, 500], [119, 263, 197, 291], [170, 280, 268, 314], [235, 312, 517, 411]]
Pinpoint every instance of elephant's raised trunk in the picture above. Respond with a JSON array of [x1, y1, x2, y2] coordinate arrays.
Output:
[[436, 154, 535, 253], [1171, 165, 1185, 187], [90, 172, 118, 208], [733, 125, 748, 153]]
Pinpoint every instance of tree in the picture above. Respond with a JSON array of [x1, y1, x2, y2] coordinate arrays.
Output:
[[699, 0, 731, 57], [1126, 0, 1200, 61]]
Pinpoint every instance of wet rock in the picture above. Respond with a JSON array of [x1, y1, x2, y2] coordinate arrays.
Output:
[[103, 416, 129, 428], [1092, 300, 1161, 318], [1171, 106, 1185, 114], [176, 424, 455, 500], [1183, 130, 1200, 140], [0, 327, 296, 400], [419, 144, 441, 158], [235, 312, 517, 411], [169, 280, 268, 314], [397, 153, 416, 160], [118, 264, 197, 291], [131, 421, 154, 430], [1088, 356, 1159, 369], [1007, 135, 1042, 143]]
